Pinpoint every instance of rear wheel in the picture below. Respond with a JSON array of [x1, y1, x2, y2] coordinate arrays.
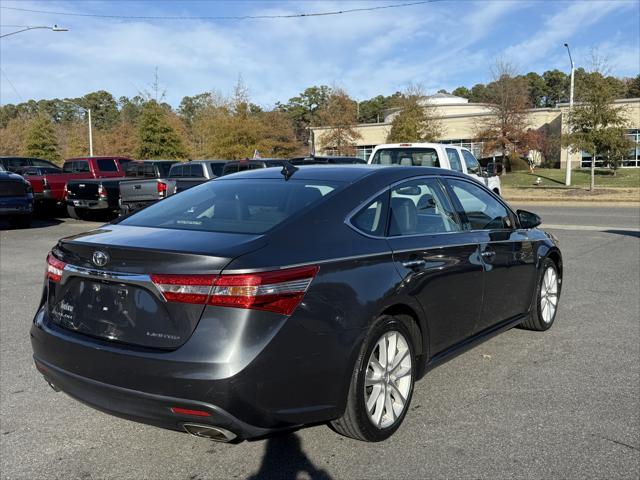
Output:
[[330, 315, 415, 441], [520, 258, 559, 331]]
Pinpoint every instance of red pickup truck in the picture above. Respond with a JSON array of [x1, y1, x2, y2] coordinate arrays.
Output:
[[24, 156, 131, 210]]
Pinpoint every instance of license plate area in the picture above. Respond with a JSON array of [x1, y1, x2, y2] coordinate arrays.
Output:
[[48, 278, 197, 349]]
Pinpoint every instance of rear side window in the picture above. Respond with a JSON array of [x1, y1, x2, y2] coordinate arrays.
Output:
[[209, 163, 225, 177], [370, 148, 440, 167], [73, 161, 90, 173], [120, 179, 342, 234], [461, 150, 480, 175], [351, 193, 388, 237], [32, 159, 54, 167], [445, 148, 463, 172], [97, 159, 117, 172], [63, 162, 73, 173]]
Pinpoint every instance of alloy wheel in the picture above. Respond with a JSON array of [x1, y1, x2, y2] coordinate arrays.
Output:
[[364, 330, 413, 429], [540, 267, 558, 324]]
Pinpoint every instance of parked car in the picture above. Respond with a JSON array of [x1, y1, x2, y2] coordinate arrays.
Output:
[[369, 143, 502, 195], [0, 156, 59, 174], [220, 158, 286, 176], [0, 165, 33, 228], [32, 165, 562, 442], [22, 156, 131, 213], [119, 160, 229, 215], [65, 160, 177, 219], [289, 155, 366, 165]]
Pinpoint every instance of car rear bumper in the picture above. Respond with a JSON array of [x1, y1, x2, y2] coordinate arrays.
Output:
[[33, 356, 278, 440], [0, 197, 33, 216], [66, 198, 109, 210]]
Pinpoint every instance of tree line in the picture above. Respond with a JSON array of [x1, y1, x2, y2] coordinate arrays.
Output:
[[0, 68, 637, 176]]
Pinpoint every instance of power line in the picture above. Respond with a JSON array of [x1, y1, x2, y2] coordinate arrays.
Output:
[[0, 1, 439, 21], [0, 68, 24, 102]]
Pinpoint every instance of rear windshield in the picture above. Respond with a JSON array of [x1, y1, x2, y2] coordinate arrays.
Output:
[[370, 148, 440, 167], [119, 179, 342, 234], [97, 159, 118, 172]]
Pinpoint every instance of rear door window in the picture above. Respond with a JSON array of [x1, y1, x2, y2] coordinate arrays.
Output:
[[63, 162, 74, 173], [370, 148, 440, 167], [120, 179, 342, 234], [75, 161, 90, 173], [190, 164, 204, 177], [97, 159, 117, 172], [7, 158, 29, 172], [389, 178, 461, 236], [445, 148, 463, 172]]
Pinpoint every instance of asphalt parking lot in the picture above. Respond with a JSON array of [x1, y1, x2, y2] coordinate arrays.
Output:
[[1, 205, 639, 479]]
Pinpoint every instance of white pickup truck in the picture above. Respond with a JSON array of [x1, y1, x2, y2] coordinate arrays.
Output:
[[368, 143, 501, 195]]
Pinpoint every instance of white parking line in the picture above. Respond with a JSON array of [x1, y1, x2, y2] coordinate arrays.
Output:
[[542, 224, 640, 232]]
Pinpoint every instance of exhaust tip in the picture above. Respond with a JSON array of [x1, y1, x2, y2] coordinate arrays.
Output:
[[183, 423, 237, 442], [47, 381, 60, 392]]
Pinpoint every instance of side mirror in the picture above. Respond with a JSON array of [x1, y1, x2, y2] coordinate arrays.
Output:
[[517, 209, 541, 229]]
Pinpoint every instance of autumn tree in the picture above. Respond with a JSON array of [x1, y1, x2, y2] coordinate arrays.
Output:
[[316, 88, 361, 155], [135, 100, 187, 159], [23, 114, 61, 163], [564, 72, 633, 189], [0, 116, 30, 156], [475, 60, 532, 173], [387, 84, 442, 143]]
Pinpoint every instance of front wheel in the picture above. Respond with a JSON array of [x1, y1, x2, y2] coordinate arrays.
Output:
[[520, 258, 560, 331], [330, 315, 415, 441]]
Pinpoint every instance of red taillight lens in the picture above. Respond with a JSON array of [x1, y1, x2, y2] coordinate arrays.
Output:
[[46, 252, 66, 282], [98, 185, 107, 198], [42, 178, 50, 190], [63, 184, 68, 199], [151, 266, 319, 315], [157, 181, 167, 197], [149, 274, 217, 304]]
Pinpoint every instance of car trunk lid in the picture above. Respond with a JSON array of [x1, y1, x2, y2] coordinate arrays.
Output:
[[46, 225, 267, 349]]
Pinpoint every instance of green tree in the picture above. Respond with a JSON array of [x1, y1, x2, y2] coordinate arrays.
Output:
[[386, 84, 442, 143], [23, 114, 61, 163], [524, 72, 547, 107], [469, 83, 489, 103], [135, 100, 187, 159], [277, 85, 332, 144], [625, 75, 640, 98], [316, 88, 362, 155], [565, 72, 634, 189], [451, 86, 471, 99], [542, 69, 568, 107], [357, 92, 402, 123]]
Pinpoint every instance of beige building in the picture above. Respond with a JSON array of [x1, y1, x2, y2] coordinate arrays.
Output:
[[311, 93, 640, 168]]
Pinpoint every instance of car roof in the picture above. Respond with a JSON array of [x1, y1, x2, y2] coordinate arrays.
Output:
[[187, 159, 231, 164], [217, 164, 468, 182]]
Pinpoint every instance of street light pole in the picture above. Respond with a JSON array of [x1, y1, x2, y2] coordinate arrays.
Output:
[[0, 25, 68, 38], [87, 109, 94, 156], [564, 43, 575, 186]]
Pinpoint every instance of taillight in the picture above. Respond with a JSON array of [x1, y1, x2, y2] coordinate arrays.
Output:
[[98, 185, 107, 198], [46, 252, 66, 282], [42, 178, 50, 190], [157, 181, 167, 197], [63, 184, 68, 199], [151, 265, 319, 315]]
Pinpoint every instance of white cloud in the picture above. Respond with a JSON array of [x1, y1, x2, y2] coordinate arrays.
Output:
[[0, 0, 637, 108]]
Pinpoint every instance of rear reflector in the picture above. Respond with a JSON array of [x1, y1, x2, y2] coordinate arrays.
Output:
[[151, 265, 319, 315], [171, 407, 211, 417], [46, 252, 66, 282]]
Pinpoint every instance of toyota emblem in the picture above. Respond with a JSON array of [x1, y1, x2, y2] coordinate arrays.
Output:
[[92, 250, 109, 267]]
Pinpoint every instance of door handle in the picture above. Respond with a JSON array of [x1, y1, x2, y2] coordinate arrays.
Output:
[[402, 259, 426, 269], [481, 250, 496, 259]]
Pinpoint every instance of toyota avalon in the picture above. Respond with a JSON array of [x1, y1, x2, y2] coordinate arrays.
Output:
[[31, 165, 562, 442]]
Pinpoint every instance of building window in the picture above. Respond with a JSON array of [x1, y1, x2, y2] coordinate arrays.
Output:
[[580, 129, 640, 168]]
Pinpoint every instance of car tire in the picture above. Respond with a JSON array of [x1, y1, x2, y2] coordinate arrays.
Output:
[[9, 215, 31, 229], [520, 258, 560, 331], [330, 315, 416, 442]]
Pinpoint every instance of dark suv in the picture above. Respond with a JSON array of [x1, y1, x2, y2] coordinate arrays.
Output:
[[0, 165, 34, 228], [0, 156, 59, 174]]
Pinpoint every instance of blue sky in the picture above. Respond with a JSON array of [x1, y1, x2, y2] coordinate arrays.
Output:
[[1, 0, 639, 108]]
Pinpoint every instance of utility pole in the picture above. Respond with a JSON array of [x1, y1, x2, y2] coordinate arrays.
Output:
[[564, 43, 575, 186], [87, 109, 94, 156]]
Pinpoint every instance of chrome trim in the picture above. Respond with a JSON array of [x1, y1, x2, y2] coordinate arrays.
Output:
[[182, 424, 237, 442], [61, 264, 165, 301]]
